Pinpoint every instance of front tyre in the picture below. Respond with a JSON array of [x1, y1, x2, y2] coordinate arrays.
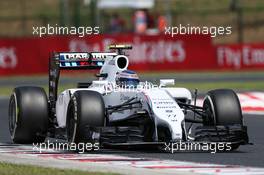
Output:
[[9, 86, 49, 144], [197, 89, 248, 150], [203, 89, 243, 125], [66, 90, 105, 145]]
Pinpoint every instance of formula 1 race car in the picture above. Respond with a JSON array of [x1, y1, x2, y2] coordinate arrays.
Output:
[[8, 45, 249, 151]]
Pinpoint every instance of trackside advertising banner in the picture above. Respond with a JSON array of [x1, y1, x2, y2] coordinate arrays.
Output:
[[0, 34, 263, 75], [217, 43, 264, 70]]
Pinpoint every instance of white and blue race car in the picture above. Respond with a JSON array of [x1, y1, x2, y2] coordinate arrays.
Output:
[[8, 45, 249, 151]]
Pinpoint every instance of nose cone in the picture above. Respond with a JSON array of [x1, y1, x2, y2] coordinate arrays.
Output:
[[144, 89, 185, 141]]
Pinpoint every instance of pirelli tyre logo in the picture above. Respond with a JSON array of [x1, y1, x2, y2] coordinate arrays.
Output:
[[0, 47, 17, 69]]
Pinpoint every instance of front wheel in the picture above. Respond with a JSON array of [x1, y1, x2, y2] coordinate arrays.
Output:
[[196, 89, 248, 150], [66, 90, 105, 145], [203, 89, 243, 126]]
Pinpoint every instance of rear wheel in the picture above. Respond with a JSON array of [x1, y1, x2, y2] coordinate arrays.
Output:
[[9, 86, 49, 144], [66, 90, 105, 146]]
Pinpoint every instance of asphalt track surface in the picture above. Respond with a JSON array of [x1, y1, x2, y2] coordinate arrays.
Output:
[[0, 98, 263, 168]]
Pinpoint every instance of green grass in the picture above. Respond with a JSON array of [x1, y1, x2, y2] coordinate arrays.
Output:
[[174, 81, 264, 91], [139, 70, 264, 76], [0, 71, 263, 96], [1, 70, 264, 79], [1, 81, 263, 97], [0, 162, 118, 175]]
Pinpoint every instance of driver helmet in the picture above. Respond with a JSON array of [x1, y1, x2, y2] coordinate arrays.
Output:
[[116, 70, 140, 88]]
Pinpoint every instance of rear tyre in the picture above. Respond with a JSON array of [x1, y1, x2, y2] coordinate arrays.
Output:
[[66, 90, 105, 145], [9, 86, 49, 144]]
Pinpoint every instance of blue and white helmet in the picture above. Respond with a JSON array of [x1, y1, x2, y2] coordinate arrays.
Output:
[[116, 70, 140, 87]]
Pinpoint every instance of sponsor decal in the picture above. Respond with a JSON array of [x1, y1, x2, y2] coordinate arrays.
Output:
[[60, 53, 89, 61]]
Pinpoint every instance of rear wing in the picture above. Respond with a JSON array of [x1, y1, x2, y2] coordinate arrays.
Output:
[[54, 52, 117, 70], [48, 52, 116, 112]]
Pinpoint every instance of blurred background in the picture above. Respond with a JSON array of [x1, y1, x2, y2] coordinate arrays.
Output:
[[0, 0, 264, 98], [1, 0, 264, 43]]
